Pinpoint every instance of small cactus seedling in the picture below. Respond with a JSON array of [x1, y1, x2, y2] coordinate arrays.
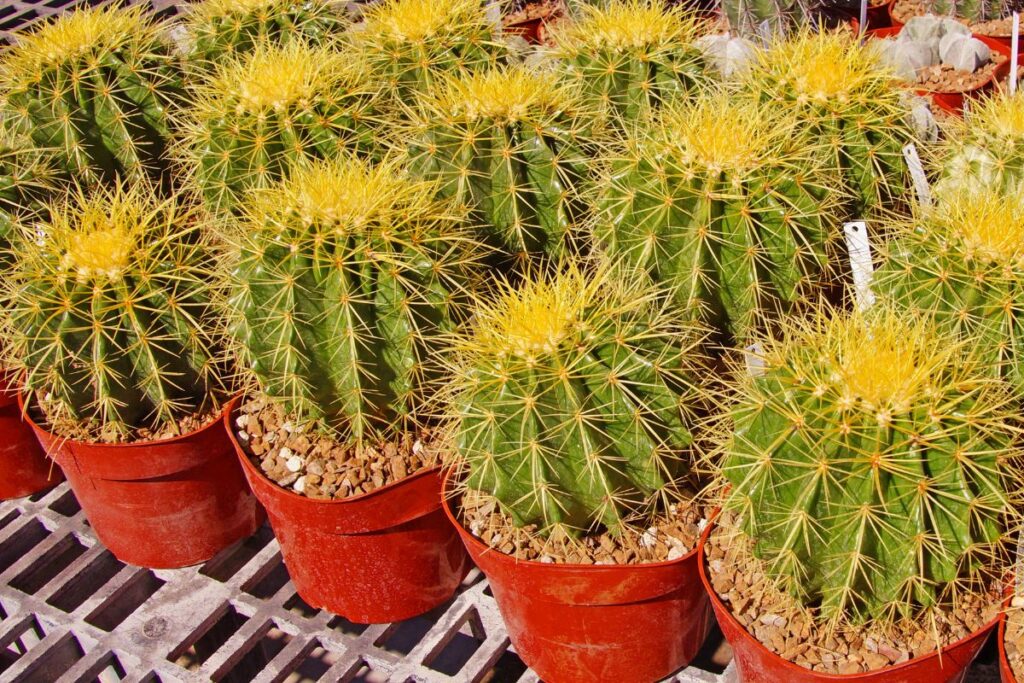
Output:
[[547, 0, 712, 123], [598, 91, 840, 343], [176, 40, 384, 214], [876, 187, 1024, 397], [717, 304, 1021, 627], [221, 155, 485, 443], [353, 0, 505, 102], [741, 30, 914, 216], [406, 65, 595, 261], [443, 259, 708, 536], [0, 6, 183, 188], [2, 182, 221, 439], [934, 92, 1024, 198], [183, 0, 348, 65]]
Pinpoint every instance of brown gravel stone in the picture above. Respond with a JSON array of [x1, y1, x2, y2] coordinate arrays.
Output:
[[1007, 606, 1024, 680]]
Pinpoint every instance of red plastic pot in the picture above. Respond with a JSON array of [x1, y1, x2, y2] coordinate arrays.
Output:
[[0, 375, 62, 500], [23, 394, 264, 569], [227, 399, 471, 624], [442, 472, 713, 683], [698, 516, 1001, 683], [1001, 609, 1017, 683]]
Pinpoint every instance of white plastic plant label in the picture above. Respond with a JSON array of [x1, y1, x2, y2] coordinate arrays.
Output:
[[902, 143, 932, 208], [859, 0, 868, 36], [845, 221, 876, 311], [745, 342, 765, 378], [1012, 12, 1020, 95]]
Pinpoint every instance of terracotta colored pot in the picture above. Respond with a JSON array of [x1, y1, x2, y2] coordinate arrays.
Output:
[[227, 399, 471, 624], [23, 394, 264, 569], [442, 471, 713, 683], [698, 517, 1001, 683], [1001, 609, 1016, 683], [0, 375, 62, 500]]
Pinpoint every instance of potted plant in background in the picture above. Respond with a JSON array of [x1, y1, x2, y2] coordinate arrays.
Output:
[[890, 0, 1018, 44], [701, 304, 1020, 681], [932, 91, 1024, 195], [1, 182, 263, 568], [217, 155, 483, 623], [440, 258, 715, 683]]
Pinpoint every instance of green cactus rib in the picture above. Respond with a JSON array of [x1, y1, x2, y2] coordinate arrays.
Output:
[[407, 66, 595, 261], [444, 260, 707, 536], [177, 40, 384, 215], [719, 305, 1019, 627], [0, 127, 62, 250], [1, 183, 221, 438], [0, 6, 182, 189], [354, 0, 505, 103], [933, 0, 1008, 23], [222, 156, 483, 442], [724, 0, 800, 37], [598, 92, 839, 343], [934, 92, 1024, 198], [549, 0, 712, 123], [185, 0, 347, 64]]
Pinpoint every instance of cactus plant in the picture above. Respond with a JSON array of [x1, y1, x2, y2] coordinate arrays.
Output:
[[406, 65, 595, 262], [716, 303, 1020, 627], [352, 0, 505, 102], [175, 40, 384, 215], [0, 126, 61, 242], [933, 0, 1014, 25], [546, 0, 713, 123], [721, 0, 809, 37], [598, 91, 840, 343], [0, 5, 183, 188], [740, 30, 913, 217], [1, 182, 222, 440], [183, 0, 348, 65], [442, 259, 708, 536], [220, 155, 484, 442], [934, 92, 1024, 198]]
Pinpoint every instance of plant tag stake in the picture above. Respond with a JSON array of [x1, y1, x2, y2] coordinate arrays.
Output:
[[845, 221, 876, 311], [1012, 13, 1020, 95], [745, 343, 765, 377], [902, 143, 932, 208], [859, 0, 868, 35]]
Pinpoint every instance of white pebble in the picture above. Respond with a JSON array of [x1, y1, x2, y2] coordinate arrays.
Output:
[[285, 455, 302, 473], [237, 431, 249, 441], [282, 421, 294, 433], [412, 440, 424, 455], [293, 476, 306, 493], [235, 414, 249, 428], [667, 545, 686, 561], [697, 518, 709, 532], [265, 432, 277, 443], [539, 555, 555, 563], [1013, 596, 1024, 608], [278, 447, 293, 460], [639, 527, 658, 549]]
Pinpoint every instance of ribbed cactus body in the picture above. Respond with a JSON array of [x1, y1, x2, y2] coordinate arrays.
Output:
[[445, 261, 706, 535], [741, 31, 912, 217], [185, 0, 347, 64], [549, 1, 711, 123], [0, 127, 60, 242], [599, 93, 838, 342], [934, 0, 1008, 23], [2, 184, 220, 437], [407, 67, 594, 261], [0, 6, 182, 188], [719, 306, 1018, 626], [223, 156, 482, 442], [723, 0, 801, 37], [354, 0, 504, 102], [935, 93, 1024, 198], [177, 41, 383, 214]]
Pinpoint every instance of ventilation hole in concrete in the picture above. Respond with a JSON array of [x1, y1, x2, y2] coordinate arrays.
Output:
[[86, 570, 166, 632], [0, 615, 46, 674], [326, 615, 367, 638], [0, 518, 50, 575], [424, 609, 486, 676], [0, 600, 8, 621], [47, 550, 124, 614], [283, 593, 319, 619], [199, 526, 273, 583], [375, 614, 436, 656], [283, 640, 339, 683], [80, 650, 128, 681], [242, 557, 290, 599], [486, 649, 529, 682], [341, 658, 388, 683], [219, 620, 292, 682], [482, 584, 494, 598], [169, 603, 249, 671], [0, 510, 19, 533], [47, 490, 81, 517], [9, 533, 87, 595], [13, 630, 85, 681]]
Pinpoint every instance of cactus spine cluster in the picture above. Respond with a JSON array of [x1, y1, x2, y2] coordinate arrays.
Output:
[[2, 183, 221, 439], [407, 66, 595, 261], [599, 91, 839, 342], [443, 260, 707, 535], [717, 304, 1020, 626], [184, 0, 347, 64], [933, 0, 1012, 24], [935, 92, 1024, 198], [0, 6, 182, 188], [722, 0, 809, 37], [353, 0, 504, 102], [221, 155, 484, 442], [176, 40, 383, 214], [548, 0, 711, 123], [0, 128, 61, 241], [741, 31, 913, 217]]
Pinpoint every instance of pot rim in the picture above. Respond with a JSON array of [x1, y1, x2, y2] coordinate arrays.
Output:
[[440, 467, 700, 571], [697, 510, 1005, 680]]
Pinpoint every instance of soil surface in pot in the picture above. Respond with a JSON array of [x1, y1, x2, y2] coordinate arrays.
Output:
[[503, 0, 562, 26], [706, 512, 1001, 675], [892, 0, 1015, 35], [1006, 607, 1024, 680], [235, 395, 440, 499], [459, 488, 706, 564], [915, 53, 1007, 93]]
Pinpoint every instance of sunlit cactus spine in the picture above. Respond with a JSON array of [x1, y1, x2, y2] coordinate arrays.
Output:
[[934, 92, 1024, 198], [740, 30, 913, 217], [183, 0, 348, 65], [598, 91, 840, 343], [176, 40, 384, 215], [716, 304, 1021, 628], [0, 126, 61, 242], [442, 259, 709, 536], [406, 66, 595, 262], [1, 183, 222, 439], [0, 5, 183, 188], [547, 0, 712, 123], [220, 155, 485, 442], [352, 0, 505, 102]]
